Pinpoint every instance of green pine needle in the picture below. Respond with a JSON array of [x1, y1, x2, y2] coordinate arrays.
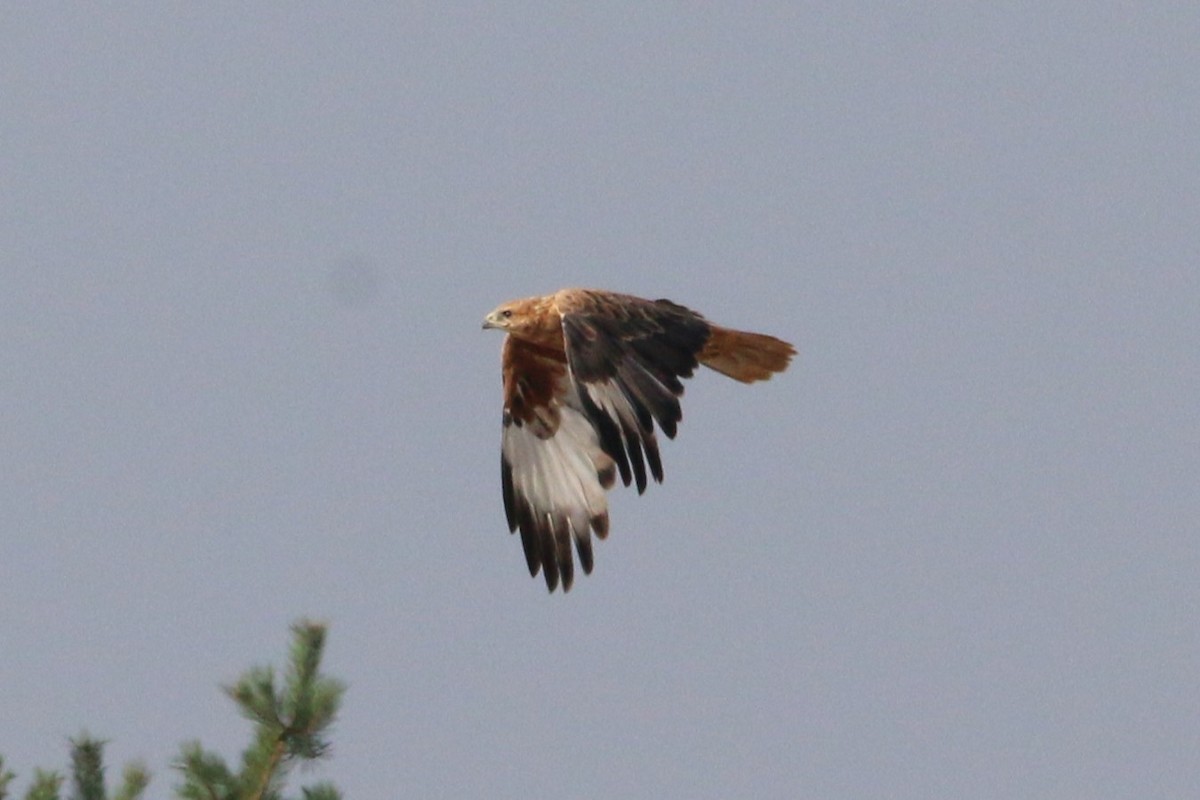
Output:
[[68, 734, 106, 800], [300, 783, 342, 800], [24, 770, 63, 800], [0, 756, 15, 800], [111, 764, 149, 800]]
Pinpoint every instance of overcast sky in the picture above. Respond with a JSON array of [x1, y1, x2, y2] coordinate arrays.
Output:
[[3, 4, 1198, 798]]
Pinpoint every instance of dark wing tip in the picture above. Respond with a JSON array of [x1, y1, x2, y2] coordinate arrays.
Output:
[[539, 529, 560, 592], [598, 462, 617, 489], [501, 454, 518, 531], [576, 529, 594, 575], [590, 512, 610, 541], [556, 523, 574, 591], [517, 505, 541, 577]]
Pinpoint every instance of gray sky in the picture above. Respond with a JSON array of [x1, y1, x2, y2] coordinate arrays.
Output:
[[3, 4, 1198, 798]]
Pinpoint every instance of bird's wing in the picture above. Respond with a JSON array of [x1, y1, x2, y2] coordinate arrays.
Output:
[[499, 335, 615, 592], [554, 289, 712, 493]]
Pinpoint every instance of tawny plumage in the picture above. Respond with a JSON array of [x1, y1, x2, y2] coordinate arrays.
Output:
[[482, 288, 795, 592]]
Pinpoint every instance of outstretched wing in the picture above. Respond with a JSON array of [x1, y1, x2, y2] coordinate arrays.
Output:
[[499, 336, 615, 592], [555, 289, 713, 494]]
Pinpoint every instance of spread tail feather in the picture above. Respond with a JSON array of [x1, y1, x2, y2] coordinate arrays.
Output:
[[699, 325, 796, 383]]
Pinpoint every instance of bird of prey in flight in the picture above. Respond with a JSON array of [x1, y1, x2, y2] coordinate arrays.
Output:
[[483, 288, 795, 592]]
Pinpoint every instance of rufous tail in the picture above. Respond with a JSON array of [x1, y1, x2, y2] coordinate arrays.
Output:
[[699, 325, 796, 383]]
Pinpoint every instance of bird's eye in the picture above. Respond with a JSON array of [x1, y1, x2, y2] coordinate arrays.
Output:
[[501, 309, 513, 318]]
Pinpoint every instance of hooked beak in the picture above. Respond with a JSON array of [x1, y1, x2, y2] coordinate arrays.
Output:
[[481, 312, 499, 330]]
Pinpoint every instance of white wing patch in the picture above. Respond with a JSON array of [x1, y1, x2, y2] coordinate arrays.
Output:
[[501, 388, 615, 591]]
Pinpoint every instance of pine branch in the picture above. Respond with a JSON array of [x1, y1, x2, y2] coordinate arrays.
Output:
[[110, 765, 150, 800], [242, 736, 285, 800], [0, 756, 15, 800], [23, 770, 63, 800], [1, 741, 146, 800], [299, 784, 340, 800], [175, 620, 344, 800], [68, 735, 105, 800], [174, 743, 237, 800], [4, 620, 342, 800]]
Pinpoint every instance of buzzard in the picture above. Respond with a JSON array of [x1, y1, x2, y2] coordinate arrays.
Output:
[[482, 288, 795, 592]]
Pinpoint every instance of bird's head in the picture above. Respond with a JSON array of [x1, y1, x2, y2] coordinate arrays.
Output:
[[481, 301, 519, 331], [482, 296, 559, 342]]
